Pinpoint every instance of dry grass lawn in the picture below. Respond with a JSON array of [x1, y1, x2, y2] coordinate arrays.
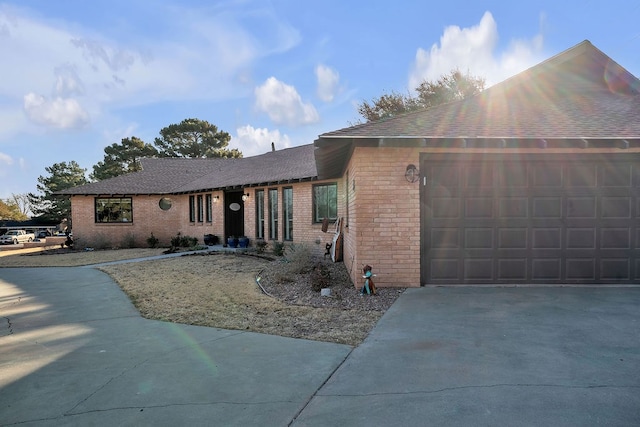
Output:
[[0, 247, 388, 346]]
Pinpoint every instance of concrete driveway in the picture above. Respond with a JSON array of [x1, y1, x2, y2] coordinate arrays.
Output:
[[2, 267, 639, 426], [293, 286, 640, 426]]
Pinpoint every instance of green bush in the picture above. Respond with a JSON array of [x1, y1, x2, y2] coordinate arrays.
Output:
[[171, 232, 198, 248], [179, 235, 198, 247], [255, 239, 268, 254], [272, 241, 286, 256], [146, 233, 159, 248], [170, 233, 181, 248]]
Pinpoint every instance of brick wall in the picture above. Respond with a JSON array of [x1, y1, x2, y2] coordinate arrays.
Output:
[[71, 193, 225, 248], [246, 179, 344, 258], [70, 180, 343, 256], [343, 146, 421, 288]]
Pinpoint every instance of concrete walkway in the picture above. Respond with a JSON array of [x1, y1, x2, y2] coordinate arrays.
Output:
[[1, 265, 639, 426], [0, 267, 351, 426]]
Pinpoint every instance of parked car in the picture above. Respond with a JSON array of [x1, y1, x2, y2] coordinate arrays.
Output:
[[0, 230, 35, 244], [37, 230, 52, 238]]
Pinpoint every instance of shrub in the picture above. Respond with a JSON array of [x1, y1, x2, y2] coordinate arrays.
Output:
[[272, 241, 286, 257], [311, 262, 330, 292], [171, 232, 198, 248], [284, 244, 313, 274], [91, 233, 111, 250], [273, 244, 314, 283], [255, 239, 268, 254], [179, 235, 198, 248], [146, 233, 159, 248]]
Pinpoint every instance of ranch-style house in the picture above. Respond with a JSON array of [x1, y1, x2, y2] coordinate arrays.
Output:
[[60, 40, 640, 287]]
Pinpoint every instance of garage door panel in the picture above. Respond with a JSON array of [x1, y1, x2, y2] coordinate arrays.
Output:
[[600, 164, 632, 187], [601, 197, 632, 218], [465, 198, 494, 218], [566, 228, 596, 249], [532, 228, 562, 249], [421, 154, 640, 284], [533, 164, 563, 187], [431, 165, 460, 194], [533, 197, 563, 217], [498, 228, 528, 249], [464, 258, 494, 281], [430, 228, 460, 248], [531, 259, 562, 280], [432, 198, 460, 218], [567, 164, 597, 187], [567, 197, 596, 218], [429, 258, 460, 281], [498, 259, 527, 280], [600, 259, 631, 280], [601, 228, 631, 249], [499, 198, 528, 217], [566, 259, 596, 280], [464, 228, 493, 248], [465, 166, 494, 188]]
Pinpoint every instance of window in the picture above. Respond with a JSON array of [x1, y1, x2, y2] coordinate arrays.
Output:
[[313, 183, 337, 223], [197, 195, 204, 222], [205, 194, 213, 222], [268, 188, 278, 240], [189, 195, 195, 222], [159, 197, 172, 211], [283, 187, 293, 241], [256, 189, 265, 239], [95, 197, 132, 223]]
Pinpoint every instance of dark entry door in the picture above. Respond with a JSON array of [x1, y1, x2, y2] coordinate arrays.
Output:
[[225, 191, 245, 239], [420, 153, 640, 285]]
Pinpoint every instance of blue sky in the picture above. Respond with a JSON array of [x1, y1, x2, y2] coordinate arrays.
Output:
[[1, 0, 638, 200]]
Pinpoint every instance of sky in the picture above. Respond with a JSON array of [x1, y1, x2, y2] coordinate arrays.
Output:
[[0, 0, 638, 200]]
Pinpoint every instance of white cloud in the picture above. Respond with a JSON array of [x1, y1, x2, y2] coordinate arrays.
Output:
[[232, 125, 291, 157], [0, 152, 13, 165], [254, 77, 319, 126], [54, 64, 85, 97], [0, 3, 302, 135], [409, 11, 544, 89], [315, 64, 340, 102], [23, 93, 90, 129]]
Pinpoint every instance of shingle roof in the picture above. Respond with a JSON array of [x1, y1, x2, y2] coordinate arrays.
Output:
[[320, 40, 640, 140], [59, 144, 317, 195], [314, 40, 640, 178]]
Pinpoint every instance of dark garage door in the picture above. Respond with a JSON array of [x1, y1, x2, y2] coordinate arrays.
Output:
[[421, 153, 640, 285]]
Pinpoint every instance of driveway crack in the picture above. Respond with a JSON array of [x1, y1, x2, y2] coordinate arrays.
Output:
[[3, 316, 12, 335]]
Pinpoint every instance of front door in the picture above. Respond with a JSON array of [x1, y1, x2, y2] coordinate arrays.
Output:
[[225, 191, 245, 239]]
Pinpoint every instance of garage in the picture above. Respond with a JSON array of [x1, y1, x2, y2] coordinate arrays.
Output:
[[421, 152, 640, 284]]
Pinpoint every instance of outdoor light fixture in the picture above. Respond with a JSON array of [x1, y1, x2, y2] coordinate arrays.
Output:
[[242, 193, 250, 202], [405, 164, 419, 183], [213, 195, 219, 203]]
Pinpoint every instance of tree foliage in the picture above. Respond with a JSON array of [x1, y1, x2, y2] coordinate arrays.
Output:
[[154, 118, 242, 158], [29, 161, 88, 222], [357, 69, 486, 122], [0, 198, 28, 220], [29, 118, 240, 220], [91, 136, 158, 181]]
